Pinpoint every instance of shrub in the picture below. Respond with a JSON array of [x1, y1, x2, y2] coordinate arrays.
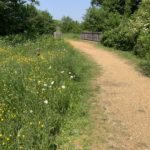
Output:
[[102, 0, 150, 55], [101, 29, 118, 47], [102, 20, 138, 51], [134, 32, 150, 58], [139, 60, 150, 76]]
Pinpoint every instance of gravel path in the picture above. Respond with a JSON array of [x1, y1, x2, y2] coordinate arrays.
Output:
[[68, 40, 150, 150]]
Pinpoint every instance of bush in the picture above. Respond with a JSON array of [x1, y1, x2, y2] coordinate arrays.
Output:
[[83, 7, 108, 32], [61, 16, 82, 34], [102, 0, 150, 55], [103, 12, 122, 31], [102, 20, 138, 51], [0, 34, 30, 46], [101, 29, 118, 47], [134, 32, 150, 58], [139, 60, 150, 76]]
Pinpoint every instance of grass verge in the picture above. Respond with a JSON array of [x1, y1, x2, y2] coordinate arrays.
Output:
[[0, 35, 96, 149], [63, 33, 80, 40]]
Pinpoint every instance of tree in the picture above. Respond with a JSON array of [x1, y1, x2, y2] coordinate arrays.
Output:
[[0, 0, 54, 35], [83, 7, 107, 32], [61, 16, 81, 33], [125, 0, 142, 15], [91, 0, 103, 6], [83, 0, 142, 33], [91, 0, 141, 15]]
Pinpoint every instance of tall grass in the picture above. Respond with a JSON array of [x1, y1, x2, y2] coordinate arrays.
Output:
[[63, 33, 80, 40], [0, 35, 93, 149]]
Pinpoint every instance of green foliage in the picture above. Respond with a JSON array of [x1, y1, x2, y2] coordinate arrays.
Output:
[[101, 0, 150, 75], [139, 60, 150, 76], [101, 29, 118, 47], [83, 5, 122, 32], [25, 8, 55, 35], [84, 0, 150, 57], [103, 12, 122, 31], [91, 0, 103, 6], [0, 35, 93, 149], [84, 0, 142, 33], [91, 0, 141, 14], [135, 32, 150, 58], [64, 33, 80, 40], [83, 7, 107, 32], [61, 16, 82, 33], [0, 0, 55, 36], [102, 0, 150, 54], [102, 19, 139, 51], [84, 0, 150, 74]]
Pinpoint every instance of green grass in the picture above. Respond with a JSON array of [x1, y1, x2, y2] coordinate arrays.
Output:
[[63, 33, 80, 40], [96, 43, 150, 77], [0, 35, 94, 149]]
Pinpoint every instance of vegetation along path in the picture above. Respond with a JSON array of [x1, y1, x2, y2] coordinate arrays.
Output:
[[68, 40, 150, 150]]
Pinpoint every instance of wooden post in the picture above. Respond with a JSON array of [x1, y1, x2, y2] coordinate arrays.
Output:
[[54, 27, 62, 40]]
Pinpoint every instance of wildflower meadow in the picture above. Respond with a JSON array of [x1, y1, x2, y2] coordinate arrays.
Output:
[[0, 35, 93, 149]]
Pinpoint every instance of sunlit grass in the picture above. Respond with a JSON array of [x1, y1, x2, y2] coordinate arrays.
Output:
[[0, 35, 93, 149]]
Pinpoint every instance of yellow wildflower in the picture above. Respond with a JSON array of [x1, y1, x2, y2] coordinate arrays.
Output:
[[6, 137, 10, 141], [41, 124, 44, 128], [30, 122, 33, 125]]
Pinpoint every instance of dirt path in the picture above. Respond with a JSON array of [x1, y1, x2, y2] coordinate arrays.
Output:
[[68, 40, 150, 150]]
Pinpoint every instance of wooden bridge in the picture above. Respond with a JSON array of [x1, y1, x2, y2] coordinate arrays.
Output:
[[81, 32, 102, 42]]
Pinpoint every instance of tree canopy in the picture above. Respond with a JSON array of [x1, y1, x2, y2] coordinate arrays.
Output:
[[0, 0, 54, 36], [91, 0, 141, 14], [60, 16, 81, 33]]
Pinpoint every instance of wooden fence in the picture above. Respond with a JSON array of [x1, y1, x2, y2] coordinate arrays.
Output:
[[81, 32, 102, 42]]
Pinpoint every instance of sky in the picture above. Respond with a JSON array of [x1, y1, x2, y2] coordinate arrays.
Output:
[[37, 0, 91, 22]]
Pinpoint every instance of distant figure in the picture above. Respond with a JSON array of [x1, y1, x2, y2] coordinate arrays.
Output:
[[54, 27, 62, 39]]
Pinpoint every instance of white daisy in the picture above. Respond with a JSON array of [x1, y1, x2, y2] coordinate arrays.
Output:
[[51, 81, 55, 85], [44, 100, 48, 104], [61, 85, 66, 89], [42, 88, 45, 91], [44, 84, 47, 87], [70, 76, 74, 79], [30, 110, 33, 113]]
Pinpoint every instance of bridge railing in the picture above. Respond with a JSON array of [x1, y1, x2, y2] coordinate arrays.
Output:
[[81, 32, 102, 42]]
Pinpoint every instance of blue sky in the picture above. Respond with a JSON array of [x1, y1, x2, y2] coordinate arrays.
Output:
[[37, 0, 91, 22]]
